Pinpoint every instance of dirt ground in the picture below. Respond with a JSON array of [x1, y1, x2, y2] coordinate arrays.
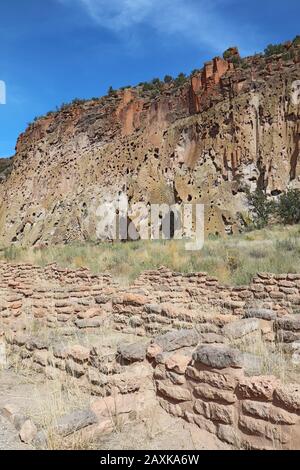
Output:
[[0, 368, 229, 451]]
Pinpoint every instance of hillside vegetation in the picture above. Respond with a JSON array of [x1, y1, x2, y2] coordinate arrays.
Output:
[[1, 225, 300, 286]]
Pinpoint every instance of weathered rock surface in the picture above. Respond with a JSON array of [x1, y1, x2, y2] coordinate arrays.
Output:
[[222, 318, 260, 340], [53, 409, 98, 437], [117, 341, 149, 363], [154, 329, 199, 352], [19, 419, 38, 444], [1, 41, 299, 245], [193, 345, 243, 369], [244, 309, 277, 321]]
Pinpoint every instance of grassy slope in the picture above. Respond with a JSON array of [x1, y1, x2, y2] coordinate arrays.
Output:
[[1, 225, 300, 286]]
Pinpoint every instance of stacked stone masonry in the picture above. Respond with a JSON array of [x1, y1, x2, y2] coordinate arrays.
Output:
[[1, 262, 300, 449]]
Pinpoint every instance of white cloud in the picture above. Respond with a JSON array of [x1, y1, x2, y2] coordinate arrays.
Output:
[[78, 0, 154, 30], [58, 0, 260, 54]]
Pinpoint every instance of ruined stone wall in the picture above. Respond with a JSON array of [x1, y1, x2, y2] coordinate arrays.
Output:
[[151, 343, 300, 450], [2, 262, 300, 450], [113, 268, 300, 336], [1, 263, 300, 338], [3, 328, 300, 450], [3, 330, 151, 399]]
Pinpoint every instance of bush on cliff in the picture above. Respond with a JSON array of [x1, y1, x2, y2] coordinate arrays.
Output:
[[293, 35, 300, 46], [174, 73, 187, 86], [277, 189, 300, 225], [164, 75, 173, 84], [247, 188, 300, 228], [264, 43, 285, 57], [246, 189, 275, 229]]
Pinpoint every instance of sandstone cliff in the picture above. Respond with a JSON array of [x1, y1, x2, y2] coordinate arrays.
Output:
[[0, 41, 299, 246]]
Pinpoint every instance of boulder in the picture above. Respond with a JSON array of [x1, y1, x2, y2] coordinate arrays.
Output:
[[144, 304, 162, 315], [194, 384, 237, 404], [242, 400, 296, 425], [186, 367, 237, 390], [193, 345, 243, 369], [117, 341, 148, 363], [165, 353, 191, 374], [238, 376, 279, 401], [67, 345, 90, 363], [19, 419, 38, 444], [77, 307, 101, 319], [222, 318, 260, 340], [155, 329, 199, 352], [276, 330, 300, 343], [1, 403, 20, 422], [53, 408, 98, 437], [95, 295, 110, 305], [75, 318, 105, 329], [26, 337, 49, 351], [147, 343, 163, 360], [194, 400, 235, 425], [198, 332, 227, 344], [156, 382, 191, 402], [244, 308, 276, 321], [274, 383, 300, 412], [121, 293, 147, 306], [275, 315, 300, 332]]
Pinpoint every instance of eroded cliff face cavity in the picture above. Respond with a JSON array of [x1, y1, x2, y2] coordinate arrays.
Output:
[[0, 43, 299, 246]]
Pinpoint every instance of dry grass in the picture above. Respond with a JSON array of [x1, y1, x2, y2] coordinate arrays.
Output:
[[234, 333, 300, 384], [1, 225, 300, 286], [31, 375, 92, 450]]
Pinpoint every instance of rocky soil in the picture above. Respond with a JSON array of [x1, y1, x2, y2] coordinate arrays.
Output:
[[0, 367, 228, 451]]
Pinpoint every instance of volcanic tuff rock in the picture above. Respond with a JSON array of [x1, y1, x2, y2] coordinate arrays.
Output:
[[0, 42, 299, 246], [0, 158, 12, 183]]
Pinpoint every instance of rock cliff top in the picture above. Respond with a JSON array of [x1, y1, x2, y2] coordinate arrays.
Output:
[[0, 39, 299, 246]]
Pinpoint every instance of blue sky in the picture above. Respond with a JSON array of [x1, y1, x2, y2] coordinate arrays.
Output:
[[0, 0, 299, 158]]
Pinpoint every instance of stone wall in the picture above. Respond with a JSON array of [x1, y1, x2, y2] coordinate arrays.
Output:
[[150, 341, 300, 450], [1, 262, 300, 341], [3, 327, 300, 450], [4, 330, 151, 398], [113, 268, 300, 335]]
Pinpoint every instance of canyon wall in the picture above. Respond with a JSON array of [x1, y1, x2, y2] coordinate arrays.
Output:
[[0, 43, 299, 246]]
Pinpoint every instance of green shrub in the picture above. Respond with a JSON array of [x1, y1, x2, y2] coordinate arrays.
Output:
[[246, 189, 275, 229], [277, 189, 300, 225], [71, 98, 86, 106], [231, 55, 242, 66], [223, 50, 232, 60], [164, 75, 173, 83], [174, 73, 187, 87], [151, 78, 161, 86], [241, 61, 250, 69], [293, 35, 300, 46], [264, 43, 285, 57], [142, 82, 156, 92], [282, 51, 293, 61]]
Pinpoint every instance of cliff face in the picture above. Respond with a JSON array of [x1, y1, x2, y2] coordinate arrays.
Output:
[[0, 158, 12, 183], [0, 43, 299, 246]]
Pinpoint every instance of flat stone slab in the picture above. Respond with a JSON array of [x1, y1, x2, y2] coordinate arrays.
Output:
[[192, 345, 243, 369], [117, 341, 149, 363], [54, 408, 98, 437], [275, 315, 300, 332], [155, 329, 199, 352], [244, 308, 277, 321], [222, 318, 260, 340]]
